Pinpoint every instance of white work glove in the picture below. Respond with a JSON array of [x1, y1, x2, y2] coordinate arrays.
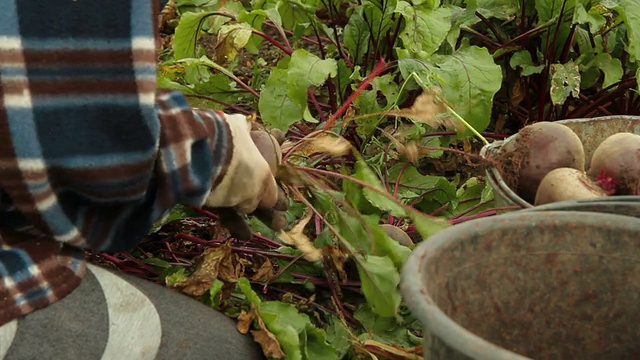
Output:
[[204, 113, 287, 239]]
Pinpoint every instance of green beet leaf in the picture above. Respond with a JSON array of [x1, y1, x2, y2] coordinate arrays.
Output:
[[474, 0, 521, 20], [343, 10, 370, 63], [356, 254, 401, 317], [259, 301, 337, 360], [354, 159, 407, 217], [613, 0, 640, 62], [277, 0, 320, 30], [259, 68, 305, 131], [433, 45, 502, 134], [510, 50, 545, 76], [591, 53, 623, 89], [396, 2, 451, 58], [287, 49, 338, 107], [173, 11, 217, 59]]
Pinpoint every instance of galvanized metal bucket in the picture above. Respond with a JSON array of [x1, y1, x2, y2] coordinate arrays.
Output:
[[480, 116, 640, 209], [401, 210, 640, 359]]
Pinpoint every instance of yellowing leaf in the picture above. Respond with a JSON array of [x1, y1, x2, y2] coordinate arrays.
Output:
[[278, 210, 322, 261], [386, 89, 455, 129], [214, 23, 253, 65], [308, 134, 353, 156]]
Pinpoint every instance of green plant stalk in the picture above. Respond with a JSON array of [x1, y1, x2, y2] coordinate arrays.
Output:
[[295, 163, 447, 227], [180, 58, 261, 98], [323, 58, 387, 129], [252, 30, 292, 56], [441, 102, 489, 145]]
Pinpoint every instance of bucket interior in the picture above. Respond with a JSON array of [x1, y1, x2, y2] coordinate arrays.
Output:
[[423, 212, 640, 359]]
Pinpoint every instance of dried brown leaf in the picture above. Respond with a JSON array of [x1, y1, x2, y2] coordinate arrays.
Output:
[[218, 252, 241, 283], [251, 304, 286, 358], [307, 134, 353, 156], [356, 339, 424, 360], [171, 242, 233, 297], [510, 77, 526, 107], [324, 245, 348, 283], [236, 309, 255, 334], [397, 141, 420, 163], [278, 210, 322, 261], [386, 89, 447, 128], [342, 106, 357, 129], [251, 330, 285, 358], [251, 258, 275, 282]]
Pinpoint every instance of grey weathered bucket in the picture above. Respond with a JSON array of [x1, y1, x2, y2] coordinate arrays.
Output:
[[401, 210, 640, 360], [480, 116, 640, 209]]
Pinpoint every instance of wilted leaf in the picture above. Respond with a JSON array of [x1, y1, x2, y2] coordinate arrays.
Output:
[[252, 329, 287, 358], [236, 309, 255, 334], [396, 141, 420, 163], [358, 339, 424, 359], [386, 90, 448, 129], [252, 258, 276, 282], [169, 242, 233, 296], [307, 134, 353, 156], [214, 23, 252, 65], [549, 62, 581, 105], [510, 77, 526, 107], [324, 245, 348, 282], [279, 210, 322, 261], [248, 303, 286, 359]]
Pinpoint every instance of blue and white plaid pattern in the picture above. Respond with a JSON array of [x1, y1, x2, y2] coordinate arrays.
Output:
[[0, 0, 232, 324]]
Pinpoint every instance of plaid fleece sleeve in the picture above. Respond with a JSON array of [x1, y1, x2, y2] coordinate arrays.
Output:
[[0, 1, 232, 252]]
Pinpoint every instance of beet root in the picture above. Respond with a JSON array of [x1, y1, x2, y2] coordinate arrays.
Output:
[[495, 122, 585, 203], [534, 168, 607, 205], [587, 132, 640, 195]]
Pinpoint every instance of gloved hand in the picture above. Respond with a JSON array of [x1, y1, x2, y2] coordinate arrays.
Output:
[[203, 113, 288, 239]]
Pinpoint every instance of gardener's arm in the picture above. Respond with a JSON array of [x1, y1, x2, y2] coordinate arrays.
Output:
[[0, 0, 277, 252]]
